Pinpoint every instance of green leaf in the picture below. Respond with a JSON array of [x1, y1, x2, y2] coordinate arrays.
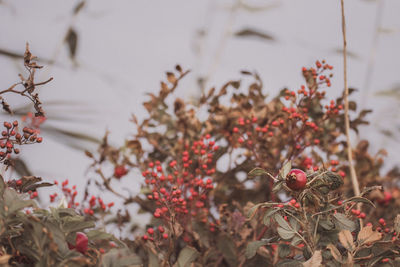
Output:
[[247, 202, 276, 220], [278, 244, 291, 258], [274, 214, 291, 230], [148, 250, 159, 267], [343, 197, 375, 208], [0, 175, 5, 195], [87, 230, 125, 247], [173, 246, 200, 267], [333, 213, 356, 232], [277, 227, 295, 240], [247, 203, 263, 220], [289, 217, 300, 232], [3, 188, 36, 215], [291, 235, 302, 246], [263, 208, 279, 225], [319, 219, 335, 231], [100, 248, 142, 267], [62, 216, 95, 234], [245, 240, 268, 259], [217, 233, 238, 266], [280, 161, 292, 179], [248, 168, 268, 178], [272, 181, 284, 193]]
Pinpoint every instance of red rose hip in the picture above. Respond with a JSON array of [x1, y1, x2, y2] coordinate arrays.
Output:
[[114, 165, 128, 179], [75, 232, 88, 254], [286, 169, 307, 191]]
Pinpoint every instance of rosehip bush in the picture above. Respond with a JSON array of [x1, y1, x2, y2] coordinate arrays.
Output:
[[1, 44, 400, 266], [86, 62, 400, 266]]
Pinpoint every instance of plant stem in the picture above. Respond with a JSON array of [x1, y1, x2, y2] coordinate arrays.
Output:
[[340, 0, 360, 199]]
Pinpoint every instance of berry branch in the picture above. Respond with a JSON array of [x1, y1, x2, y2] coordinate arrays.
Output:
[[0, 43, 53, 117]]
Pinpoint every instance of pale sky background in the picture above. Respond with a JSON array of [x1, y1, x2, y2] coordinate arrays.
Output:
[[0, 0, 399, 226]]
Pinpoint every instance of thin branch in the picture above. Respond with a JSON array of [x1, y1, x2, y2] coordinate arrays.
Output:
[[340, 0, 360, 198]]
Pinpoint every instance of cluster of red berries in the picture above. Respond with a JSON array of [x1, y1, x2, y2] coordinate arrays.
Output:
[[300, 157, 346, 178], [0, 121, 43, 162], [142, 136, 218, 240], [21, 112, 46, 134], [229, 61, 342, 162], [365, 218, 398, 242], [377, 191, 393, 206], [302, 60, 333, 88], [52, 179, 114, 215], [142, 225, 168, 241]]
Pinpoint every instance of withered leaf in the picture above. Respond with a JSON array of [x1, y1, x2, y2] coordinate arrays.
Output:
[[166, 72, 177, 84], [303, 250, 322, 267], [235, 28, 275, 41], [357, 225, 382, 245], [327, 244, 342, 263], [338, 230, 354, 251], [65, 27, 78, 60]]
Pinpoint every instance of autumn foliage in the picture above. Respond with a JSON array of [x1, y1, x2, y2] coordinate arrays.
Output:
[[0, 46, 399, 266]]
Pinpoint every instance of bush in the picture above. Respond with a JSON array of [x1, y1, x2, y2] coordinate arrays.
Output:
[[1, 46, 399, 266]]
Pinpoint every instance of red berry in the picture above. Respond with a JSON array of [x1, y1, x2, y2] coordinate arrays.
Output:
[[114, 165, 128, 179], [286, 169, 307, 191], [147, 228, 154, 235], [75, 232, 88, 254]]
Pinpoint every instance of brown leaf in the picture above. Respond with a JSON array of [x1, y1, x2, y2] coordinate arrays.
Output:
[[357, 225, 382, 245], [235, 28, 275, 41], [338, 230, 354, 251], [166, 72, 177, 84], [327, 244, 342, 263], [303, 250, 322, 267], [73, 1, 85, 14], [0, 254, 11, 264], [65, 27, 78, 60]]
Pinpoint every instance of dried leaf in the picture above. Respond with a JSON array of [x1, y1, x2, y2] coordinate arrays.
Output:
[[65, 27, 78, 60], [357, 225, 382, 245], [0, 254, 11, 264], [327, 244, 342, 262], [73, 1, 85, 14], [303, 250, 322, 267], [338, 230, 354, 251], [166, 72, 177, 84], [235, 28, 275, 41]]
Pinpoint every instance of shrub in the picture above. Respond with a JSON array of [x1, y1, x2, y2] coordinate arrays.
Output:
[[1, 45, 399, 266]]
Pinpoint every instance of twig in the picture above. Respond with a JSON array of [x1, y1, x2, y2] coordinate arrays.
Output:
[[340, 0, 360, 199], [361, 0, 384, 110]]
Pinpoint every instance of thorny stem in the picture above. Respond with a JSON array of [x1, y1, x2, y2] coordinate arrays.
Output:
[[340, 0, 361, 199]]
